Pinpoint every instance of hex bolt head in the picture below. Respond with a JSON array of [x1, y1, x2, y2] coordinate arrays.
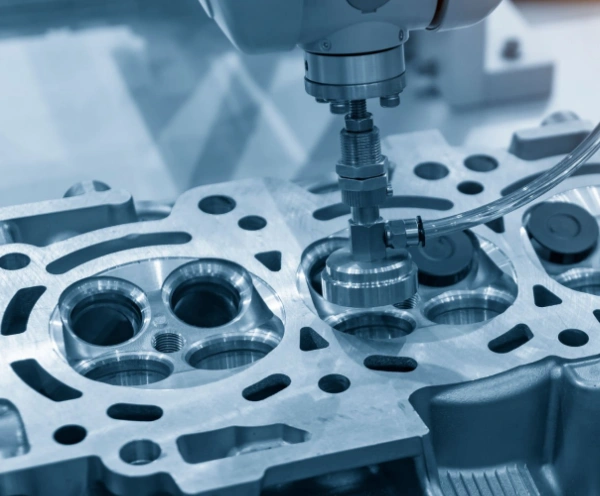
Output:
[[380, 95, 401, 108]]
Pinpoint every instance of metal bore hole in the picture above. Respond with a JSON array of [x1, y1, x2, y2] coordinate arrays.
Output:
[[333, 313, 415, 340], [120, 440, 161, 466], [457, 181, 484, 195], [0, 253, 30, 271], [152, 333, 184, 354], [69, 292, 143, 346], [318, 374, 350, 394], [557, 269, 600, 296], [425, 291, 514, 325], [171, 279, 240, 328], [54, 425, 87, 445], [414, 162, 449, 180], [84, 357, 172, 387], [238, 216, 267, 231], [199, 195, 236, 215], [464, 155, 498, 172], [187, 332, 280, 370], [558, 329, 589, 347]]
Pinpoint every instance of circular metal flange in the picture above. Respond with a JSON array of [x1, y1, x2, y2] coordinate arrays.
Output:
[[304, 46, 406, 102], [321, 247, 418, 308], [526, 201, 599, 264]]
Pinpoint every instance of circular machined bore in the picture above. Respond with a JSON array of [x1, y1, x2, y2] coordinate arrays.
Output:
[[54, 425, 87, 445], [187, 331, 281, 370], [120, 440, 161, 465], [333, 313, 415, 340], [414, 162, 449, 181], [60, 278, 148, 347], [558, 329, 589, 347], [84, 356, 172, 387], [556, 269, 600, 296], [464, 155, 498, 173], [164, 260, 252, 329], [0, 253, 30, 271], [171, 279, 240, 328], [425, 290, 514, 325], [70, 294, 142, 346], [199, 195, 236, 215], [238, 216, 267, 231], [458, 181, 484, 195], [318, 374, 351, 394]]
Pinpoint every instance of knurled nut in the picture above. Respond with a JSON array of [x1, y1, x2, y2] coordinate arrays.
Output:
[[337, 156, 388, 179], [341, 187, 388, 208]]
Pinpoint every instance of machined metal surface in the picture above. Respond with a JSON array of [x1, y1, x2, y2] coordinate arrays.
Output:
[[1, 122, 600, 495]]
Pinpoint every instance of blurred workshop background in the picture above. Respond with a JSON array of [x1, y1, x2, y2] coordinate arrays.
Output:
[[0, 0, 598, 207]]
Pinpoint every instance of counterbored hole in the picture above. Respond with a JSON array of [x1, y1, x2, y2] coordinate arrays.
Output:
[[464, 155, 498, 172], [238, 216, 267, 231], [152, 333, 184, 354], [188, 335, 279, 370], [54, 425, 87, 445], [170, 279, 240, 328], [334, 313, 415, 340], [120, 440, 161, 465], [199, 196, 236, 215], [84, 358, 172, 387], [425, 292, 513, 325], [414, 162, 449, 180], [458, 181, 484, 195], [318, 374, 350, 394], [69, 293, 143, 346], [0, 253, 30, 271], [558, 271, 600, 296], [558, 329, 589, 347]]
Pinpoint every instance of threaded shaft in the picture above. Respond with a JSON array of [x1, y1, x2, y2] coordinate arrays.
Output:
[[341, 128, 382, 166], [349, 100, 368, 119]]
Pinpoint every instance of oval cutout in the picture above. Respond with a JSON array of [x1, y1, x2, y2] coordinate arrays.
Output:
[[364, 355, 417, 373], [242, 374, 291, 402], [107, 403, 163, 422]]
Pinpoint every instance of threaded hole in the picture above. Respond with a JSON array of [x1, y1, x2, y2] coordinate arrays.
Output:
[[152, 333, 184, 354], [394, 294, 420, 310]]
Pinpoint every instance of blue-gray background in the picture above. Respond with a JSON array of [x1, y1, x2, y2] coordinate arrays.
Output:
[[0, 0, 598, 206]]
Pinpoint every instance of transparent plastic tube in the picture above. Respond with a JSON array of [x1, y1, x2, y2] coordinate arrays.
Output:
[[419, 121, 600, 240]]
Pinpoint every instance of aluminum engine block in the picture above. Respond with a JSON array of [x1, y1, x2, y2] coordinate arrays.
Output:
[[0, 117, 599, 496]]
